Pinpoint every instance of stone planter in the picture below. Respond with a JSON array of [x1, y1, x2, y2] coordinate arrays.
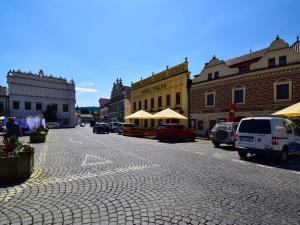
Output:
[[0, 153, 34, 181], [30, 134, 46, 143]]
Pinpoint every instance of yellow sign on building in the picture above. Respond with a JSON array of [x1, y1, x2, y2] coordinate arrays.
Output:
[[130, 59, 190, 128]]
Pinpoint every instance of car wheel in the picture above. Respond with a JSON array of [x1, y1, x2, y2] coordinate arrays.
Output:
[[238, 150, 248, 160], [190, 135, 196, 142], [278, 147, 288, 162], [213, 142, 220, 148], [170, 135, 177, 143]]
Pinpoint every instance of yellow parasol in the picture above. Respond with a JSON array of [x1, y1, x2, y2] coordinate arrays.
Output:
[[152, 108, 188, 120], [125, 110, 154, 119], [272, 102, 300, 117]]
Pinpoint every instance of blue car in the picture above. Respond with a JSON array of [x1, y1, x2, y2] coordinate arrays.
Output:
[[93, 123, 110, 134]]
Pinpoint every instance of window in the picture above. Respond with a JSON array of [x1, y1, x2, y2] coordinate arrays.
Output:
[[25, 102, 31, 110], [13, 101, 19, 110], [166, 94, 171, 106], [208, 73, 212, 80], [274, 81, 291, 101], [214, 71, 219, 79], [239, 66, 249, 74], [197, 120, 204, 130], [239, 119, 271, 134], [205, 92, 215, 107], [52, 104, 58, 112], [36, 103, 42, 111], [279, 56, 286, 66], [151, 98, 154, 109], [158, 96, 162, 107], [232, 88, 245, 104], [63, 104, 69, 112], [176, 92, 181, 105], [268, 58, 276, 68], [133, 102, 136, 111], [138, 101, 141, 110], [144, 100, 148, 109]]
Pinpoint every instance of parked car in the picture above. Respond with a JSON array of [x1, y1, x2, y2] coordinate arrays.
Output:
[[110, 122, 122, 132], [156, 124, 196, 142], [235, 117, 300, 162], [46, 122, 61, 129], [210, 122, 239, 147], [117, 123, 136, 134], [93, 123, 110, 134]]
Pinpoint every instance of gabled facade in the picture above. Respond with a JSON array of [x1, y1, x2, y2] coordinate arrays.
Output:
[[190, 36, 300, 136], [107, 78, 131, 122]]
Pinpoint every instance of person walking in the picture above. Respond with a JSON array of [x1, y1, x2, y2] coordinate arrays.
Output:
[[4, 117, 23, 141]]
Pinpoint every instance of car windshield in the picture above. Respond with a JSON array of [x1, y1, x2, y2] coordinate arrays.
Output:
[[238, 119, 271, 134], [213, 123, 231, 130], [159, 125, 171, 129]]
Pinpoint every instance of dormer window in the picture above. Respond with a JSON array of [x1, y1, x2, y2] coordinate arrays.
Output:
[[268, 58, 276, 68], [214, 71, 219, 79], [239, 66, 249, 74], [279, 56, 286, 66], [208, 73, 212, 80]]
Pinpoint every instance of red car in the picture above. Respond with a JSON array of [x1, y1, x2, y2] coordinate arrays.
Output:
[[156, 124, 196, 142]]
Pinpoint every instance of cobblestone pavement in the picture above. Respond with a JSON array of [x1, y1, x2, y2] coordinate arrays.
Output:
[[0, 127, 299, 225]]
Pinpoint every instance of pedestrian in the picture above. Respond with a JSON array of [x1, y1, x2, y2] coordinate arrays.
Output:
[[4, 117, 23, 142]]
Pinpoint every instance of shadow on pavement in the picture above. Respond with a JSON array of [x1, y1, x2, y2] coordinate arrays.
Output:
[[244, 155, 300, 172], [217, 145, 236, 151], [0, 178, 28, 188]]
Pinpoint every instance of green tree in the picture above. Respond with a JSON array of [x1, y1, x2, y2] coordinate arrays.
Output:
[[80, 109, 90, 114], [43, 105, 57, 122]]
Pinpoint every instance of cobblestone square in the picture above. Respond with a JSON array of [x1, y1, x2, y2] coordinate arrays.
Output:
[[0, 127, 299, 225]]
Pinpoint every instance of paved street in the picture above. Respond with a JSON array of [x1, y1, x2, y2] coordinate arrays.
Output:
[[0, 127, 300, 225]]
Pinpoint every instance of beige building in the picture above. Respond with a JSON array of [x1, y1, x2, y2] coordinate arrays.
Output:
[[190, 36, 300, 136], [130, 59, 191, 128], [0, 86, 8, 116]]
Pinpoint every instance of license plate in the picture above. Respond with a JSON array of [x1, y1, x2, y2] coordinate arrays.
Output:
[[240, 136, 253, 142]]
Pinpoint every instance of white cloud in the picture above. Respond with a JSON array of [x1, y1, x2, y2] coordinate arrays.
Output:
[[76, 87, 99, 93]]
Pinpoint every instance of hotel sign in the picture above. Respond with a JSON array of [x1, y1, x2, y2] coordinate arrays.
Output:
[[140, 83, 167, 95]]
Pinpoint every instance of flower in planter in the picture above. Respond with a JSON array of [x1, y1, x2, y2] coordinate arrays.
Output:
[[0, 135, 34, 158]]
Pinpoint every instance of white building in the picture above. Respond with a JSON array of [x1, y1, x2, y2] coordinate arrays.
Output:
[[7, 69, 76, 126]]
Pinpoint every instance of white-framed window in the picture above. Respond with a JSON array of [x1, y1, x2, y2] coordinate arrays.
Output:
[[232, 87, 245, 104], [273, 80, 292, 101], [205, 92, 215, 107]]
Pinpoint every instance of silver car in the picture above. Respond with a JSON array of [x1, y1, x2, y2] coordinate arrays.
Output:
[[210, 122, 239, 148]]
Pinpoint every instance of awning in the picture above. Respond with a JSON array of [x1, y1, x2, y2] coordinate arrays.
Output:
[[125, 110, 154, 119], [272, 102, 300, 117], [152, 108, 188, 120]]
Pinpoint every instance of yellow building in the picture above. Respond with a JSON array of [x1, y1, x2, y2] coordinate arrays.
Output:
[[130, 58, 190, 128]]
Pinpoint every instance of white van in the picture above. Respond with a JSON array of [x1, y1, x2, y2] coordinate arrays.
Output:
[[235, 117, 300, 162]]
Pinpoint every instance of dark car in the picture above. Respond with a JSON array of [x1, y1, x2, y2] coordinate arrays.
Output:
[[210, 122, 239, 148], [156, 124, 196, 142], [93, 123, 110, 134]]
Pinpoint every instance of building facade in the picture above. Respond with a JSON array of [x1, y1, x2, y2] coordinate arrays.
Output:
[[131, 59, 191, 128], [0, 86, 8, 116], [190, 36, 300, 136], [107, 79, 131, 122], [7, 69, 76, 126], [99, 98, 110, 122]]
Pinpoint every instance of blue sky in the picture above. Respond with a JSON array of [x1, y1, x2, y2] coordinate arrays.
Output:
[[0, 0, 299, 106]]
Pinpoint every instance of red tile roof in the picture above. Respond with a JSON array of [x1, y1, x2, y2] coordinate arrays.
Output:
[[225, 48, 268, 67]]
